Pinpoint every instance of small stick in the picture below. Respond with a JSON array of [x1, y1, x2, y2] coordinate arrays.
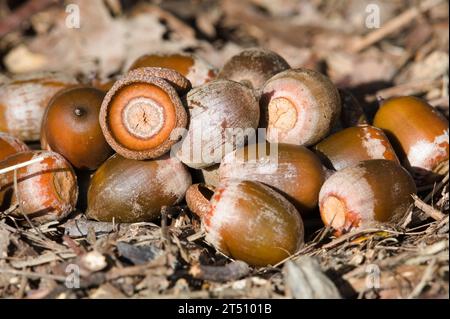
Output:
[[0, 156, 45, 175], [0, 268, 67, 282], [412, 194, 445, 221], [350, 0, 444, 53], [189, 261, 250, 282]]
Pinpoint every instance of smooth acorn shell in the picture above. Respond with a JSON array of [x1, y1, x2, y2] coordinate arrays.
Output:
[[86, 154, 192, 223], [319, 159, 416, 236], [0, 151, 78, 223], [0, 72, 78, 141], [100, 68, 189, 160], [204, 180, 304, 267], [219, 143, 325, 213], [260, 68, 341, 146], [0, 133, 29, 161], [129, 53, 217, 87], [314, 125, 399, 171], [176, 79, 260, 169], [218, 48, 290, 90], [373, 96, 449, 183], [41, 86, 113, 170]]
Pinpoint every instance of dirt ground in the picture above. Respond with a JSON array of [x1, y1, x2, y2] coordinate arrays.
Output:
[[0, 0, 448, 299]]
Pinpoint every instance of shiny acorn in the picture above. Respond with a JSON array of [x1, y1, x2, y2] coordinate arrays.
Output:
[[203, 179, 304, 266], [41, 86, 113, 170], [373, 96, 449, 183], [86, 154, 192, 223]]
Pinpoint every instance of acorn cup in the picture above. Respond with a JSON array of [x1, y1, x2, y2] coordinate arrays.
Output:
[[176, 79, 260, 169], [373, 96, 449, 184], [0, 151, 78, 224], [199, 180, 304, 267], [99, 67, 190, 160], [0, 71, 78, 141], [129, 52, 217, 87], [0, 133, 29, 161], [218, 48, 290, 90], [219, 143, 325, 214], [41, 86, 113, 170], [260, 68, 341, 146], [319, 159, 417, 236], [314, 125, 399, 171], [86, 154, 192, 223]]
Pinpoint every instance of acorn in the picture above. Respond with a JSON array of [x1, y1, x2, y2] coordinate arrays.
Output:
[[41, 86, 113, 170], [218, 48, 290, 90], [219, 143, 325, 213], [373, 96, 449, 183], [0, 72, 78, 141], [203, 180, 304, 266], [99, 67, 190, 160], [314, 125, 399, 171], [129, 52, 217, 87], [176, 79, 260, 169], [0, 151, 78, 224], [260, 68, 341, 146], [0, 133, 29, 161], [86, 154, 192, 223], [319, 159, 416, 236]]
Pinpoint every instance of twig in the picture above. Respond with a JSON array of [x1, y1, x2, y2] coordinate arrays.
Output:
[[407, 258, 437, 298], [412, 194, 446, 221], [0, 268, 67, 282], [0, 156, 45, 175], [350, 0, 444, 53]]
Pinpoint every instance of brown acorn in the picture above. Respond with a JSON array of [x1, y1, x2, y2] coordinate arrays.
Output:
[[99, 67, 189, 160], [0, 151, 78, 223], [219, 143, 325, 213], [203, 180, 304, 267], [373, 96, 449, 183], [0, 133, 29, 161], [260, 68, 341, 146], [319, 159, 416, 236], [129, 52, 217, 87], [0, 72, 78, 141], [314, 125, 399, 171], [176, 79, 260, 169], [86, 154, 192, 223], [41, 86, 113, 170], [218, 48, 290, 90]]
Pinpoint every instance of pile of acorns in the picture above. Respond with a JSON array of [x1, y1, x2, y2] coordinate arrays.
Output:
[[0, 49, 448, 267]]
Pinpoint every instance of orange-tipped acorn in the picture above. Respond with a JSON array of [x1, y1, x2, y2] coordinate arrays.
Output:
[[86, 154, 192, 223], [260, 68, 341, 146], [319, 159, 416, 236], [203, 180, 304, 266], [100, 67, 189, 160], [129, 53, 217, 87], [0, 133, 29, 161], [218, 48, 290, 90], [219, 143, 325, 214], [0, 151, 78, 224], [41, 86, 113, 170], [373, 96, 449, 183], [314, 125, 399, 171]]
